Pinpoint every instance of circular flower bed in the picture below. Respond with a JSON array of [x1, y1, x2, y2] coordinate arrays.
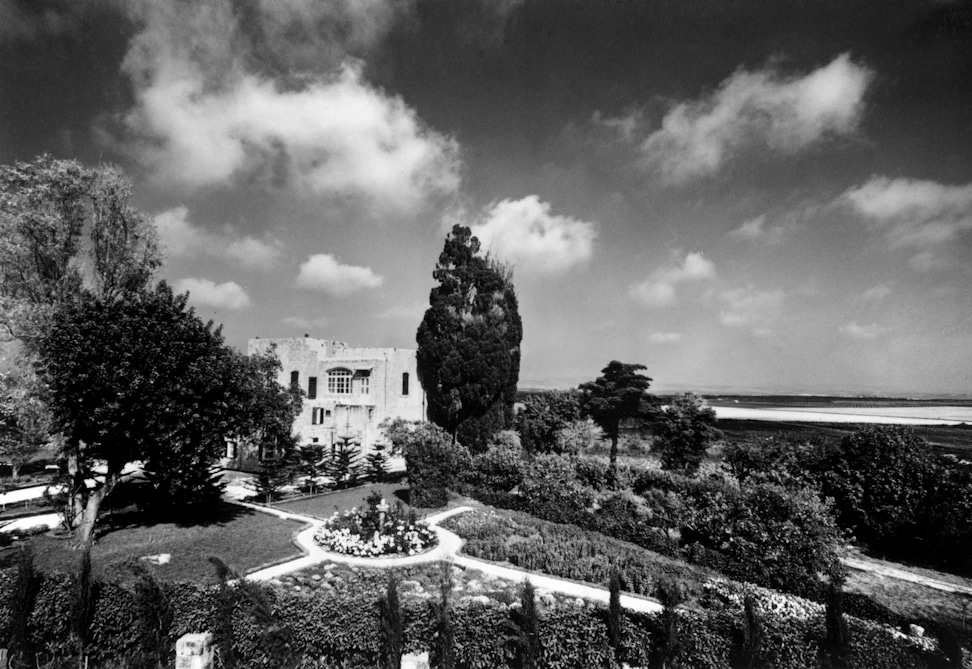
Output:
[[314, 494, 438, 558]]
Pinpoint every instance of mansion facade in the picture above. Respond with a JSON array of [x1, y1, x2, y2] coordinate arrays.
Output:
[[222, 336, 425, 470]]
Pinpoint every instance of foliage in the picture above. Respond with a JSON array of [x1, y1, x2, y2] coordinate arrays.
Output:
[[296, 444, 326, 494], [517, 390, 581, 453], [326, 435, 363, 489], [824, 578, 850, 669], [815, 426, 947, 558], [416, 224, 522, 451], [365, 440, 391, 483], [519, 453, 594, 524], [578, 360, 654, 481], [513, 580, 541, 669], [735, 594, 765, 669], [71, 548, 97, 656], [464, 437, 526, 492], [127, 561, 173, 668], [34, 283, 301, 545], [0, 365, 51, 480], [555, 418, 604, 456], [724, 433, 831, 488], [653, 393, 719, 476], [8, 545, 40, 665], [386, 420, 469, 508], [255, 455, 294, 503], [0, 155, 162, 343], [654, 577, 685, 669], [380, 575, 403, 669], [686, 481, 842, 597], [432, 561, 456, 669], [608, 567, 623, 663]]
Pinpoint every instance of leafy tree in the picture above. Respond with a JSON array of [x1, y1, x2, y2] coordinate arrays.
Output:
[[578, 361, 654, 482], [517, 390, 580, 453], [815, 426, 941, 555], [384, 419, 469, 508], [416, 225, 522, 451], [34, 283, 299, 546], [653, 393, 718, 476], [0, 365, 52, 479], [0, 155, 161, 343], [554, 418, 603, 455]]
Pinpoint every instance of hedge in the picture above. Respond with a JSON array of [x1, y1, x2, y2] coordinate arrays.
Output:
[[0, 567, 949, 668]]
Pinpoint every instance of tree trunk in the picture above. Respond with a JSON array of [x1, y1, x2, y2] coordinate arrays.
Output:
[[608, 434, 619, 488], [71, 461, 120, 549]]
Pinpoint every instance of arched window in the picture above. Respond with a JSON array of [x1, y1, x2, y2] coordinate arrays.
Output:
[[327, 368, 352, 394], [402, 372, 410, 396]]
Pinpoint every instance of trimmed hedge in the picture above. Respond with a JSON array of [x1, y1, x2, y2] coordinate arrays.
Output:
[[0, 566, 950, 668]]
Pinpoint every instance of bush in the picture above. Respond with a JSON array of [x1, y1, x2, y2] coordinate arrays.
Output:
[[518, 454, 594, 525], [465, 438, 526, 492], [385, 420, 470, 508]]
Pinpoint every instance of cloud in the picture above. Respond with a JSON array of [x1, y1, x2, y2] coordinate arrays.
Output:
[[648, 332, 681, 344], [174, 277, 251, 310], [468, 196, 597, 275], [283, 315, 330, 331], [843, 176, 972, 270], [153, 207, 283, 270], [377, 303, 426, 320], [111, 1, 460, 212], [857, 283, 892, 302], [0, 0, 88, 44], [296, 254, 384, 296], [601, 53, 872, 183], [719, 286, 784, 336], [839, 322, 890, 340], [630, 251, 716, 307], [729, 215, 768, 241]]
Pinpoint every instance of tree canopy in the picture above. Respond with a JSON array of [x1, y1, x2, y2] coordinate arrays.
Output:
[[0, 155, 161, 343], [34, 283, 300, 543], [653, 393, 719, 475], [578, 361, 654, 479], [416, 225, 522, 450]]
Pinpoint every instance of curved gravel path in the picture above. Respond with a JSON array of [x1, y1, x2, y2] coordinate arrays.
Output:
[[240, 502, 663, 613]]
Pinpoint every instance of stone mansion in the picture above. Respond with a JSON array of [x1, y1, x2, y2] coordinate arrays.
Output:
[[222, 336, 426, 469]]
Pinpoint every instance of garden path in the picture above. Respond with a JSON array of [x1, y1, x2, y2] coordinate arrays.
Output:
[[240, 502, 664, 614]]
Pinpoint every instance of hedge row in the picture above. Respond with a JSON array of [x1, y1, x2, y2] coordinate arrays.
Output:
[[0, 567, 944, 668]]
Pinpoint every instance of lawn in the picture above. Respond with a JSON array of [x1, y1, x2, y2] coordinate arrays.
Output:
[[5, 502, 306, 583], [270, 482, 412, 520]]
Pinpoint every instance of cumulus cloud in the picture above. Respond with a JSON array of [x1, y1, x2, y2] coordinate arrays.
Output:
[[600, 54, 872, 183], [0, 0, 88, 44], [719, 286, 784, 337], [283, 315, 330, 330], [111, 1, 460, 212], [648, 332, 681, 344], [174, 277, 251, 310], [839, 322, 890, 340], [630, 251, 716, 307], [154, 207, 282, 270], [843, 177, 972, 270], [468, 196, 597, 275], [296, 254, 384, 296]]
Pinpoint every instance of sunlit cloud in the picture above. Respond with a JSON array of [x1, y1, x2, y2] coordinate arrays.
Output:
[[296, 254, 384, 296], [857, 283, 892, 302], [843, 176, 972, 271], [469, 196, 597, 276], [719, 286, 784, 337], [600, 53, 872, 183], [110, 1, 460, 212], [630, 251, 716, 307], [648, 332, 681, 344], [174, 277, 251, 310]]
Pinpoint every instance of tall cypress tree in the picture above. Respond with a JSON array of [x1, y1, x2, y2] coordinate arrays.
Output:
[[417, 225, 522, 451]]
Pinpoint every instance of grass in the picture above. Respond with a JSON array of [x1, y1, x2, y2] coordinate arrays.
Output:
[[270, 482, 412, 520], [3, 501, 305, 583]]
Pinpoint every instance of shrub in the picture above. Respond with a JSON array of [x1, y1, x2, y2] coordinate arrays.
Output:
[[386, 420, 469, 508], [314, 500, 437, 557], [519, 453, 593, 524], [653, 393, 718, 476], [517, 390, 581, 453], [465, 439, 526, 492]]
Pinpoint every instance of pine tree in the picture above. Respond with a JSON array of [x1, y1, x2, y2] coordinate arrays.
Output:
[[365, 440, 390, 483], [380, 574, 403, 669], [327, 436, 363, 489]]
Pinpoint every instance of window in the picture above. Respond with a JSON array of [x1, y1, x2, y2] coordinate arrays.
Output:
[[402, 372, 409, 396], [328, 368, 352, 394], [355, 370, 370, 394], [225, 441, 237, 459], [312, 407, 326, 425], [290, 370, 299, 387], [325, 409, 332, 418], [308, 377, 317, 399], [312, 437, 319, 443]]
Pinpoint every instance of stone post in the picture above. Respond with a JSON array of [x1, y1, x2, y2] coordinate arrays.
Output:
[[176, 632, 214, 669], [377, 498, 390, 531]]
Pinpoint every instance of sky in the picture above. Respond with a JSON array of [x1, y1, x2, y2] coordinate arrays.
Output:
[[1, 0, 971, 396]]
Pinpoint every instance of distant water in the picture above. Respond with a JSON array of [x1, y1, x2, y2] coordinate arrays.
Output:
[[712, 405, 971, 425]]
